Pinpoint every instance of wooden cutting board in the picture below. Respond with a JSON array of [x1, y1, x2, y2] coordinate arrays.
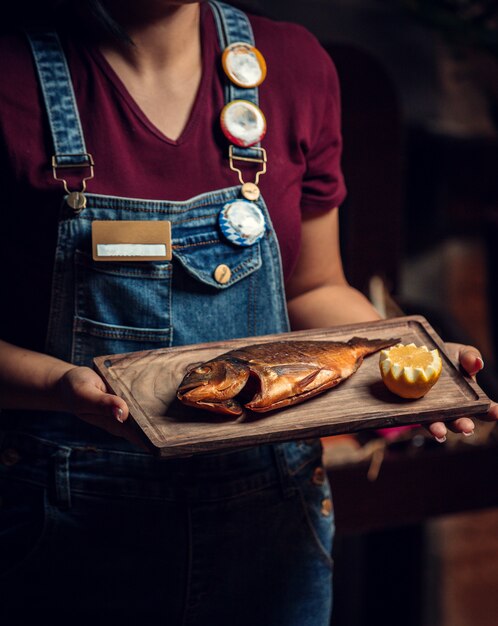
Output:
[[93, 315, 490, 457]]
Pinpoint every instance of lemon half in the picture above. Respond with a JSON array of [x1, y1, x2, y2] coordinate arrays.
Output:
[[379, 343, 442, 399]]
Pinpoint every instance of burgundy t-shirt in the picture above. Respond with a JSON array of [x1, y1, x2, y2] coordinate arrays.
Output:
[[0, 5, 346, 350]]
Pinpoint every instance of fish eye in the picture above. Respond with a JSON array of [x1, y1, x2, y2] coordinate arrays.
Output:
[[195, 365, 211, 374]]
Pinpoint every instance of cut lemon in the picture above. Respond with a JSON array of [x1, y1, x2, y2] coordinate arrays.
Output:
[[379, 343, 442, 399]]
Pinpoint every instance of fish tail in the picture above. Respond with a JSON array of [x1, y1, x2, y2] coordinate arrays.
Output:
[[348, 336, 401, 354]]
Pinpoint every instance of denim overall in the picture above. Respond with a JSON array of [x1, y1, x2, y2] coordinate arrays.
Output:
[[0, 3, 334, 624]]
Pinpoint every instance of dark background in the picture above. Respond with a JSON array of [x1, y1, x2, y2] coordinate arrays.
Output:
[[233, 3, 498, 626]]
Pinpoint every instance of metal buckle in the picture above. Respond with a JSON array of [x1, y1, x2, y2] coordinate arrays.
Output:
[[51, 153, 95, 195], [228, 145, 267, 186]]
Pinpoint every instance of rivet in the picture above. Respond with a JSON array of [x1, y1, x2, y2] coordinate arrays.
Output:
[[66, 191, 86, 212], [1, 448, 21, 467], [241, 182, 260, 201], [214, 264, 231, 284], [312, 467, 326, 486], [321, 498, 333, 517]]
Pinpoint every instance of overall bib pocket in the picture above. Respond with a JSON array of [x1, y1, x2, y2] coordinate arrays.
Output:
[[171, 231, 263, 344], [72, 250, 172, 365]]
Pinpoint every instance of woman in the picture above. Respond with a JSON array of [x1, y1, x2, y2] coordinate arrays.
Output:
[[0, 1, 495, 624]]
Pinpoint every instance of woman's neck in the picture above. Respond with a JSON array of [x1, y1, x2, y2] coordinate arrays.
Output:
[[98, 2, 204, 142], [100, 2, 202, 74]]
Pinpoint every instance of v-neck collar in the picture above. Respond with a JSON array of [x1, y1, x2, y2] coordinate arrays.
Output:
[[87, 3, 215, 147]]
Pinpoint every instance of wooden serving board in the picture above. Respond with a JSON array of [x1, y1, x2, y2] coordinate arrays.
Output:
[[93, 316, 490, 458]]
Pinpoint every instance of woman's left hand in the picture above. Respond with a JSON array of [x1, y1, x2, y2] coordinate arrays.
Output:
[[427, 342, 498, 442]]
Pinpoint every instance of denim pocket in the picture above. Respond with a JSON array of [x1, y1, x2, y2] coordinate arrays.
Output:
[[173, 231, 262, 290], [72, 316, 172, 363], [0, 478, 57, 579], [72, 250, 172, 364], [170, 232, 264, 344], [292, 456, 334, 569]]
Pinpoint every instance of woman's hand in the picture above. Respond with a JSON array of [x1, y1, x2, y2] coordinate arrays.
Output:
[[0, 340, 147, 449], [55, 366, 144, 446], [426, 342, 498, 442]]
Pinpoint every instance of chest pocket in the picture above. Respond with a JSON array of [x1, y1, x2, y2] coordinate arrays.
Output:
[[171, 231, 263, 345], [71, 230, 264, 363], [72, 250, 172, 365], [173, 231, 262, 289]]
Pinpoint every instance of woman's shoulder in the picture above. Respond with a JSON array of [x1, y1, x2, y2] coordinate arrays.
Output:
[[248, 12, 337, 86], [249, 13, 324, 50]]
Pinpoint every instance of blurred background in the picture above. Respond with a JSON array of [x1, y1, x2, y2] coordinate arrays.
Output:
[[236, 1, 498, 625]]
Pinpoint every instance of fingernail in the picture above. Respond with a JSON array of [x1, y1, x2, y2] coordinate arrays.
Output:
[[463, 430, 475, 437], [475, 357, 484, 371], [435, 436, 447, 444], [113, 407, 124, 423]]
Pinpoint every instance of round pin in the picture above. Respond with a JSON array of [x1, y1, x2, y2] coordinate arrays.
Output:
[[219, 199, 266, 247], [220, 100, 266, 148], [241, 182, 260, 201], [222, 42, 267, 88]]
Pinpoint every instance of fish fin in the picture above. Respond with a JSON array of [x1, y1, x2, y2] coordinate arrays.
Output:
[[297, 368, 328, 391], [348, 336, 401, 355], [274, 364, 323, 380], [180, 397, 243, 416], [246, 366, 340, 411], [248, 372, 342, 413]]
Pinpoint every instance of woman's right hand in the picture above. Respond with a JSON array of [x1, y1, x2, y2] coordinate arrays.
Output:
[[0, 340, 148, 450], [55, 366, 145, 447]]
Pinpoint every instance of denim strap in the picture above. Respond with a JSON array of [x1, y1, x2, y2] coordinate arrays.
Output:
[[49, 446, 72, 509], [28, 7, 260, 164], [209, 1, 262, 160], [27, 32, 90, 167]]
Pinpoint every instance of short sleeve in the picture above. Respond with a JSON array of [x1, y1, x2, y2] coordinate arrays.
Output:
[[300, 47, 347, 213]]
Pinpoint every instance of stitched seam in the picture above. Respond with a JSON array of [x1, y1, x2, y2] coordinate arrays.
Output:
[[175, 215, 219, 224], [288, 452, 323, 476], [173, 239, 220, 250], [249, 270, 255, 334], [75, 327, 170, 341], [81, 197, 232, 214], [295, 484, 334, 569]]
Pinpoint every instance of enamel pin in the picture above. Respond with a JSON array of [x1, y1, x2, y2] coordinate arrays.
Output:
[[222, 42, 267, 88], [219, 199, 266, 247], [220, 100, 267, 148]]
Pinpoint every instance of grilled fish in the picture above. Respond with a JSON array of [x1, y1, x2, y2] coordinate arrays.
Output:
[[177, 336, 400, 416]]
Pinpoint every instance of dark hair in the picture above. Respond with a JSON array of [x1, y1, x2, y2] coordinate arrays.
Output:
[[3, 1, 268, 38], [3, 0, 131, 43], [60, 0, 132, 43]]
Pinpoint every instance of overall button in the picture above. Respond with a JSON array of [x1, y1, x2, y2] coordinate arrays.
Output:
[[66, 191, 87, 212], [214, 264, 232, 284], [219, 199, 266, 247], [241, 182, 260, 201], [220, 100, 266, 148], [1, 448, 21, 466], [222, 41, 267, 88], [321, 498, 333, 517], [312, 466, 326, 486]]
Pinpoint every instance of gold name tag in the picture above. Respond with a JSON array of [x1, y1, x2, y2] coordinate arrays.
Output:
[[92, 221, 172, 262]]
